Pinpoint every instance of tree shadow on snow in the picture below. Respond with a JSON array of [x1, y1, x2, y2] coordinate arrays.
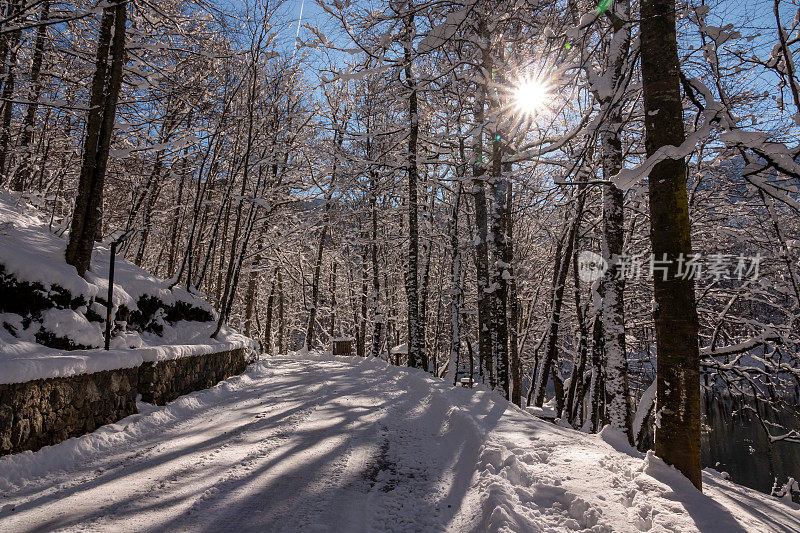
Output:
[[1, 359, 508, 533]]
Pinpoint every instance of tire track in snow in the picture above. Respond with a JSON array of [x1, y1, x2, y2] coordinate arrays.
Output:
[[81, 361, 332, 532], [0, 360, 329, 532]]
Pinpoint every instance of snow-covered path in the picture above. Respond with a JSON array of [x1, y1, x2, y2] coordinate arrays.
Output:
[[1, 355, 798, 532]]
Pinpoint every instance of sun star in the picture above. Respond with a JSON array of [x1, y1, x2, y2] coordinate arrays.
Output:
[[513, 78, 551, 115]]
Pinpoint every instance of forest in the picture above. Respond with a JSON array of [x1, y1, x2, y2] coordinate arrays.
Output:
[[1, 0, 800, 517]]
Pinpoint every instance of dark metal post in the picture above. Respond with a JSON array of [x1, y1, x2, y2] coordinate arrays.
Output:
[[104, 240, 118, 350]]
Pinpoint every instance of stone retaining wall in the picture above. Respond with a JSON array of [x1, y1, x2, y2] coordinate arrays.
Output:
[[0, 347, 248, 456], [0, 367, 139, 456], [139, 348, 247, 405]]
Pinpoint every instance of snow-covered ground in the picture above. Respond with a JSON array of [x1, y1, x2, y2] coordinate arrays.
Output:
[[0, 323, 250, 384], [1, 354, 797, 532], [0, 191, 212, 316], [0, 191, 253, 384]]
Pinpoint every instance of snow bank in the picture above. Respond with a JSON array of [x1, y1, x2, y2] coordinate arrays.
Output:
[[0, 363, 277, 492], [0, 328, 143, 383], [0, 192, 254, 384], [0, 193, 95, 298], [40, 308, 104, 348], [291, 353, 800, 532], [137, 340, 249, 364], [0, 190, 212, 312], [1, 307, 250, 385], [0, 326, 250, 384]]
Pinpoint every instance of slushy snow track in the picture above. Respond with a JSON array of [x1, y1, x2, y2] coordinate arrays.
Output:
[[1, 355, 798, 532]]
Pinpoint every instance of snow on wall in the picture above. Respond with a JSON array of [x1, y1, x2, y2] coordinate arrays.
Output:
[[0, 326, 250, 385], [0, 329, 143, 385]]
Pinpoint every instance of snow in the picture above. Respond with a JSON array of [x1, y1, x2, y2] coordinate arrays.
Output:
[[0, 317, 252, 385], [390, 342, 408, 354], [0, 190, 213, 313], [0, 192, 253, 384], [418, 8, 469, 53], [40, 308, 105, 348], [579, 12, 595, 27], [632, 381, 657, 442], [0, 196, 95, 299], [136, 339, 249, 364], [0, 354, 796, 532], [0, 328, 143, 383], [0, 325, 249, 384], [526, 398, 557, 420]]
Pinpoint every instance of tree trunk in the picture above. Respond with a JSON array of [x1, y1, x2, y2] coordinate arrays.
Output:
[[588, 310, 605, 432], [404, 4, 423, 370], [264, 271, 277, 354], [359, 246, 368, 357], [601, 178, 632, 438], [243, 251, 263, 338], [277, 270, 285, 353], [641, 0, 702, 490], [487, 39, 511, 398], [508, 183, 522, 406], [471, 20, 494, 387], [213, 199, 231, 304], [167, 138, 190, 277], [134, 166, 162, 266], [490, 145, 511, 398], [305, 203, 330, 350], [419, 231, 432, 367], [473, 179, 492, 385], [446, 183, 462, 386], [370, 172, 383, 357], [599, 0, 634, 443], [65, 0, 126, 276], [565, 246, 589, 424], [534, 201, 582, 407], [0, 3, 10, 86], [330, 261, 338, 340], [0, 0, 22, 184]]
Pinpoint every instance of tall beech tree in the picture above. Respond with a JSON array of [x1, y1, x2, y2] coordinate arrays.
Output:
[[641, 0, 703, 490], [10, 0, 49, 191], [598, 0, 634, 443]]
